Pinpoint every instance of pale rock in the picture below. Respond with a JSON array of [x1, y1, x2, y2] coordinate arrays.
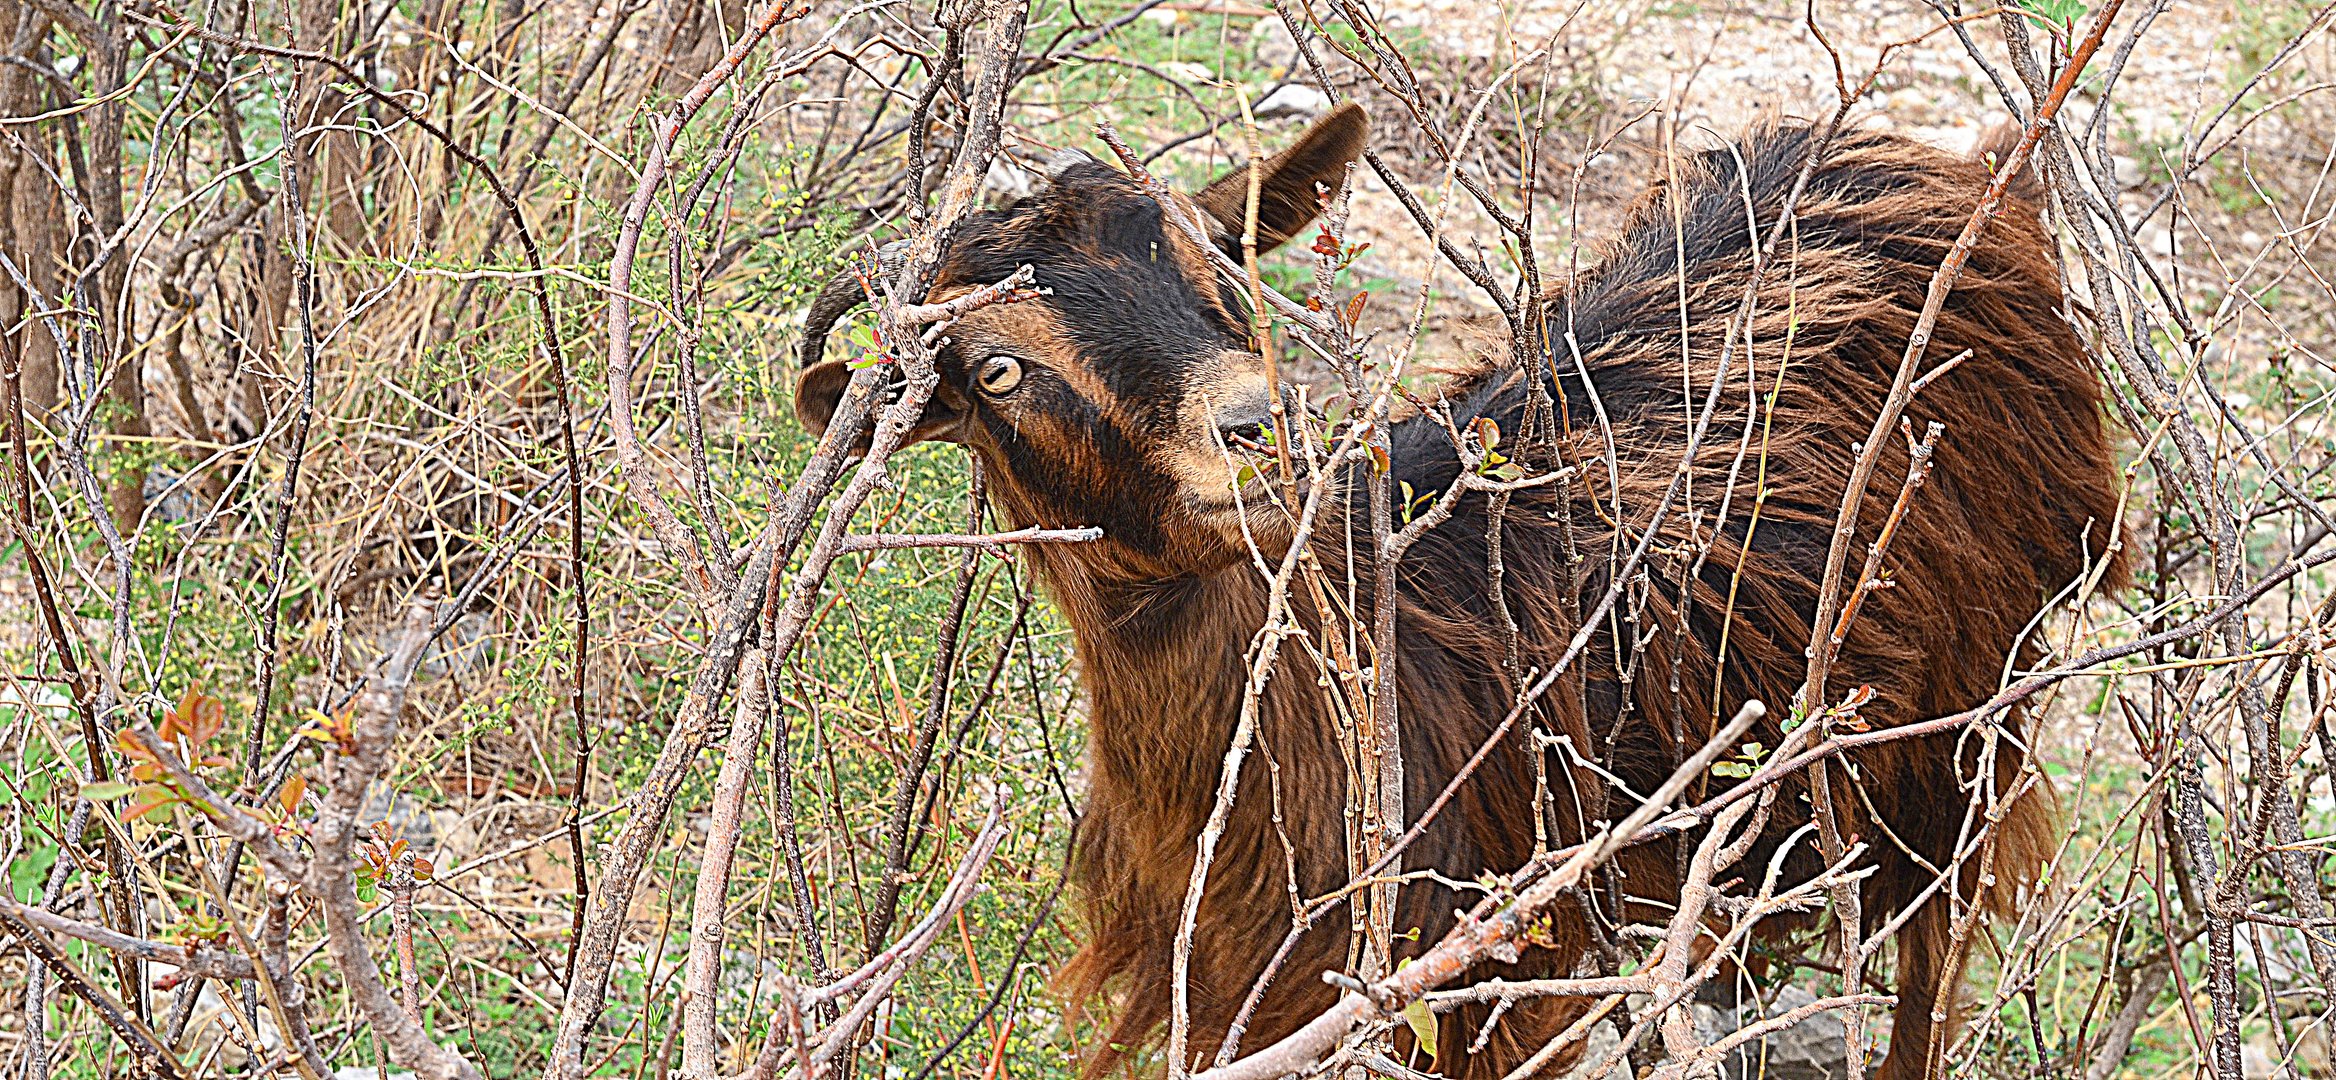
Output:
[[144, 470, 203, 523], [2112, 154, 2145, 189], [1255, 82, 1331, 120], [984, 155, 1039, 203], [2138, 223, 2174, 256], [1688, 984, 1859, 1079], [1910, 57, 1962, 81], [360, 788, 437, 848], [2059, 96, 2099, 135], [1909, 124, 1982, 156], [1249, 17, 1298, 73], [1552, 984, 1861, 1078], [1885, 87, 1930, 117], [337, 1069, 418, 1080], [1160, 60, 1217, 85]]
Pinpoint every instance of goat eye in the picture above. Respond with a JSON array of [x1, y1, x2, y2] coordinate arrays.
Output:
[[976, 355, 1024, 395]]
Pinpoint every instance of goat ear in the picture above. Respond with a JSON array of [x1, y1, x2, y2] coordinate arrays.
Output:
[[1192, 101, 1369, 254], [793, 360, 966, 452]]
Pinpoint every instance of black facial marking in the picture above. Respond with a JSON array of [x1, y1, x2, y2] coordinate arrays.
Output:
[[939, 162, 1246, 428], [978, 396, 1176, 556]]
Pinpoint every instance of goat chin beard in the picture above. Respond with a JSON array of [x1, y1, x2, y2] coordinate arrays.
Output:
[[1173, 456, 1310, 555]]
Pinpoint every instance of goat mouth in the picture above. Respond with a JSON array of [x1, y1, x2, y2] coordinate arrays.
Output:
[[1189, 452, 1298, 516], [1193, 431, 1276, 477], [1224, 430, 1276, 458]]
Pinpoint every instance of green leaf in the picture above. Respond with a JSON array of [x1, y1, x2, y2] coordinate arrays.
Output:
[[80, 781, 137, 800], [1400, 999, 1439, 1059], [2017, 0, 2086, 23]]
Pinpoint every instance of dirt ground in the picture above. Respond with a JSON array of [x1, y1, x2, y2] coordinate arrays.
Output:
[[1321, 0, 2251, 302]]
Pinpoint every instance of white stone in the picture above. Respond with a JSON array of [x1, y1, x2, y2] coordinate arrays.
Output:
[[1160, 60, 1217, 85], [984, 155, 1038, 202], [1250, 17, 1298, 73], [2139, 224, 2175, 256], [2113, 154, 2145, 189], [1679, 983, 1859, 1080], [1254, 82, 1331, 120], [337, 1068, 418, 1080], [1910, 124, 1983, 156]]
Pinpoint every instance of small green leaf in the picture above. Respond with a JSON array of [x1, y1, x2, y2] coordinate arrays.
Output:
[[2018, 0, 2086, 23], [1400, 999, 1439, 1058], [80, 781, 137, 800]]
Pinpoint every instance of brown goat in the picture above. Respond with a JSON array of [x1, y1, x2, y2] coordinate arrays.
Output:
[[795, 105, 2125, 1079]]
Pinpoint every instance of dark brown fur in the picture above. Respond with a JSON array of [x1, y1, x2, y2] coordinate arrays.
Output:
[[796, 110, 2126, 1078]]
